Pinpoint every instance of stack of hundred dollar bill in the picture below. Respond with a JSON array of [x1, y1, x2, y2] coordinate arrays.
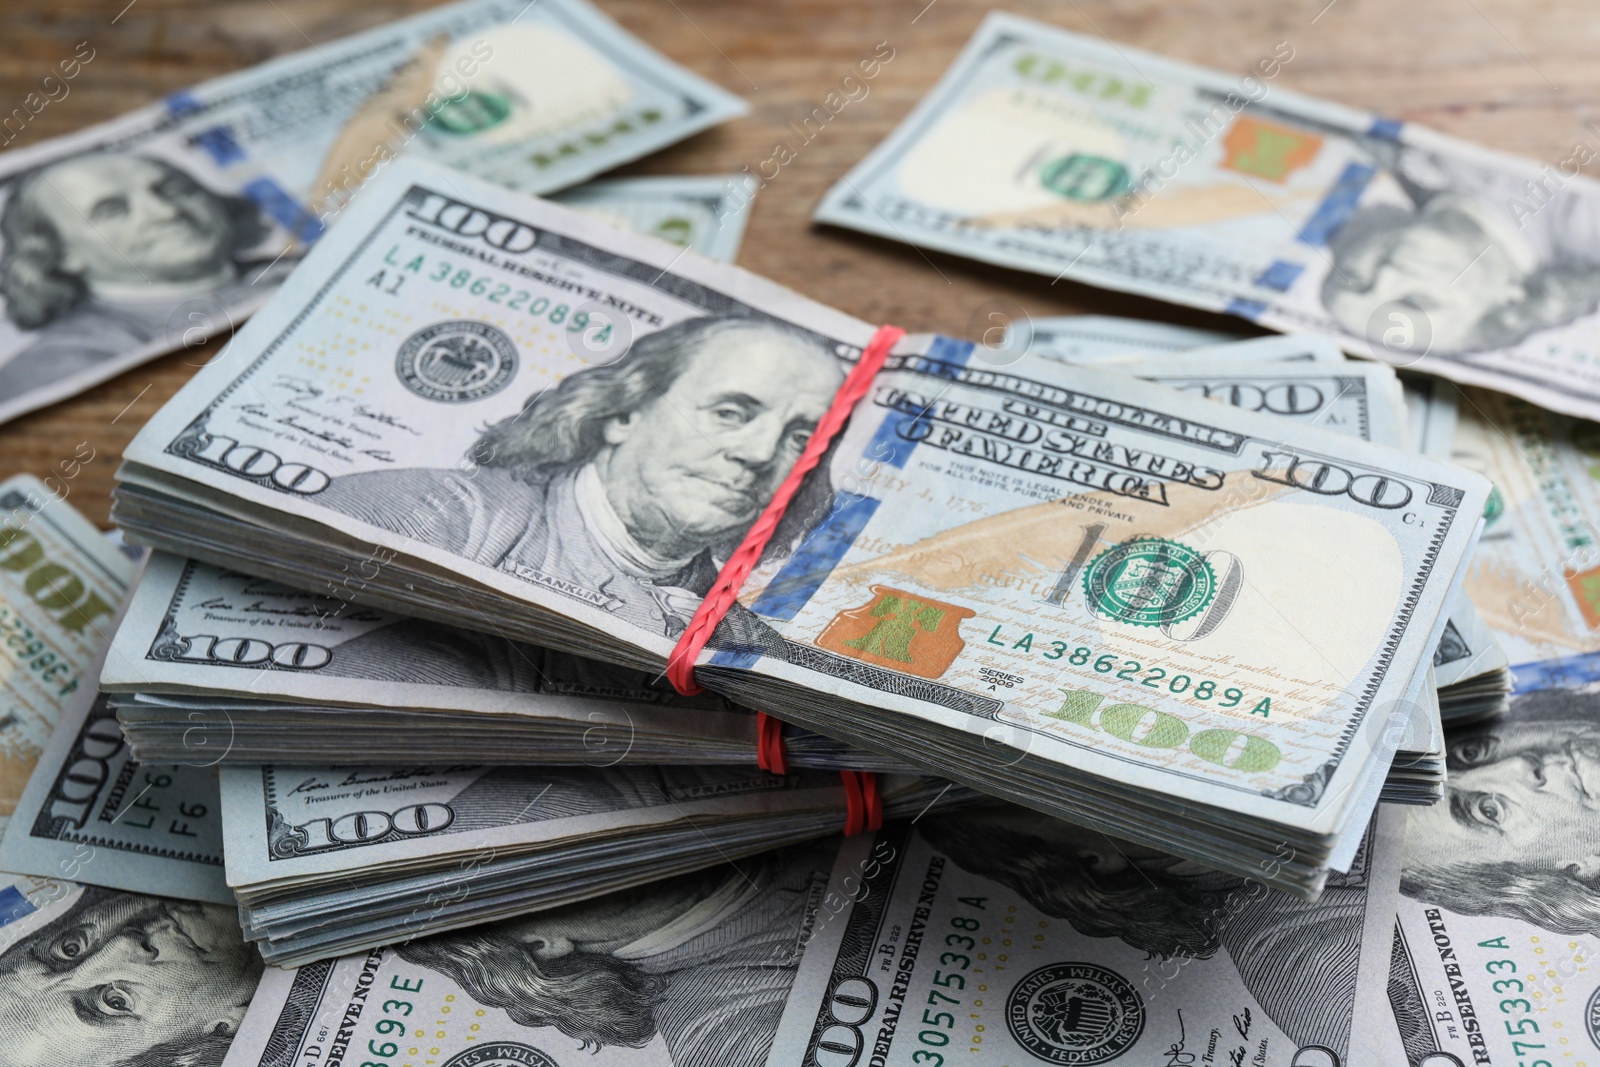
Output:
[[101, 331, 1506, 807], [0, 628, 965, 966], [112, 156, 1493, 899], [0, 477, 1406, 1067], [18, 3, 1600, 1063], [0, 468, 1414, 1062], [0, 483, 965, 968]]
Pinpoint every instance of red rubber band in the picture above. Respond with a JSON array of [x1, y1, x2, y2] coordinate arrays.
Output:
[[666, 324, 906, 696], [663, 325, 901, 832], [841, 770, 882, 836], [756, 713, 879, 835], [863, 770, 882, 832], [755, 711, 788, 775], [841, 771, 864, 835]]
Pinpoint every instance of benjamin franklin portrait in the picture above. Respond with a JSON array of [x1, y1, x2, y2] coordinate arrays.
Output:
[[0, 151, 291, 402], [1321, 141, 1600, 357], [0, 885, 262, 1067], [1399, 687, 1600, 932], [319, 315, 846, 638], [394, 835, 836, 1067]]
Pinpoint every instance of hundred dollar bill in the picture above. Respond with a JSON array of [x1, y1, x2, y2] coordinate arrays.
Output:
[[0, 0, 745, 426], [816, 11, 1600, 422], [225, 806, 1405, 1067], [220, 763, 960, 965], [1120, 354, 1507, 719], [112, 158, 1490, 894], [1120, 352, 1475, 797], [0, 474, 133, 837], [101, 552, 908, 771], [1388, 685, 1600, 1067], [0, 871, 262, 1067], [553, 176, 755, 263], [684, 329, 1487, 894], [0, 643, 228, 903], [1044, 352, 1443, 801]]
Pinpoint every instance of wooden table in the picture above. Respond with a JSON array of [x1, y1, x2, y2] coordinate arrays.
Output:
[[1, 0, 1593, 525]]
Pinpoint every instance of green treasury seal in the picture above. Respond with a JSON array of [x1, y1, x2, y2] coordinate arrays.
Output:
[[1082, 537, 1216, 627]]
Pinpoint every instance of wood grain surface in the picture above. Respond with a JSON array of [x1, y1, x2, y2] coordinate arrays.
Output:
[[0, 0, 1593, 526]]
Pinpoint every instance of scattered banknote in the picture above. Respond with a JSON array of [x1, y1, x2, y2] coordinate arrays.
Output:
[[553, 175, 754, 262], [220, 764, 961, 965], [102, 551, 908, 771], [0, 474, 134, 838], [112, 157, 1490, 896], [816, 11, 1600, 422], [0, 643, 229, 902], [224, 807, 1406, 1067], [0, 0, 745, 426], [1389, 684, 1600, 1067], [0, 870, 263, 1066]]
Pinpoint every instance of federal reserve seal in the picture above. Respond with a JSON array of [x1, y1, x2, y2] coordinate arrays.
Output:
[[1082, 537, 1216, 628], [441, 1042, 559, 1067], [1586, 983, 1600, 1049], [396, 320, 518, 402], [1006, 962, 1145, 1064]]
